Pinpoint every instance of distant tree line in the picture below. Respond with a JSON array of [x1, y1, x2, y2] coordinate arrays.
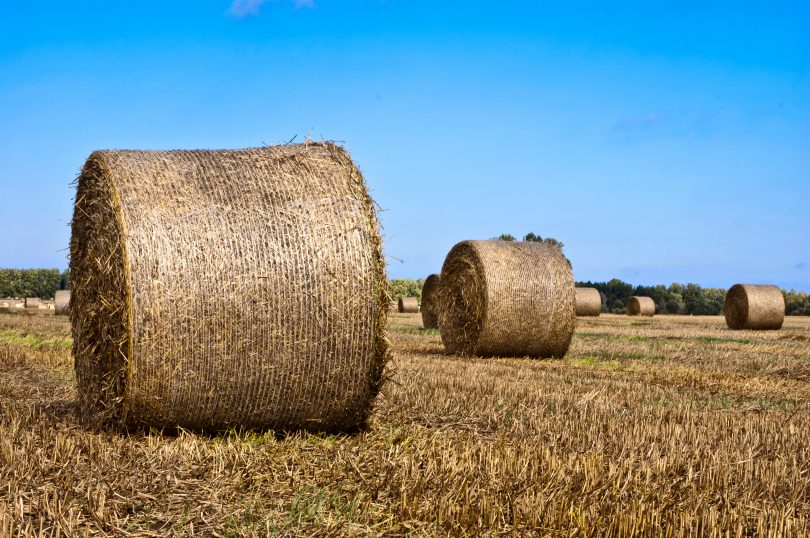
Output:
[[389, 275, 810, 316], [391, 278, 425, 303], [577, 279, 810, 316], [576, 279, 723, 315], [4, 266, 808, 315], [0, 269, 70, 299]]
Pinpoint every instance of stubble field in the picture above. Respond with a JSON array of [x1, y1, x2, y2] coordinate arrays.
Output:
[[0, 311, 808, 536]]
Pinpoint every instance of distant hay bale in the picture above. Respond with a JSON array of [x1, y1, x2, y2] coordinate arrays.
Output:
[[55, 290, 71, 316], [724, 284, 784, 330], [437, 240, 574, 357], [626, 296, 655, 316], [398, 296, 419, 313], [70, 143, 389, 432], [420, 274, 441, 329], [575, 287, 601, 316], [24, 297, 40, 309]]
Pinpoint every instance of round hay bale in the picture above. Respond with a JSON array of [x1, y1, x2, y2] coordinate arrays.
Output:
[[724, 284, 784, 330], [70, 143, 389, 432], [398, 296, 419, 313], [420, 274, 441, 329], [437, 240, 574, 357], [55, 290, 71, 316], [575, 287, 601, 316], [626, 296, 655, 316], [24, 297, 40, 309]]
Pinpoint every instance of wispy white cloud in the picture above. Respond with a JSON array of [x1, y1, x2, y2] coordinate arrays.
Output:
[[229, 0, 271, 18], [229, 0, 315, 18], [609, 109, 715, 143]]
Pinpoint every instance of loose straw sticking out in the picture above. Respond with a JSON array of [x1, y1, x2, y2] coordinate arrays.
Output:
[[626, 296, 655, 316], [437, 240, 574, 358], [725, 284, 784, 330], [55, 290, 71, 316], [70, 143, 389, 433], [575, 287, 601, 316], [420, 274, 441, 329], [398, 296, 419, 313]]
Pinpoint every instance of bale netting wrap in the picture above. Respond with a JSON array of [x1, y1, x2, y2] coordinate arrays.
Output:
[[724, 284, 784, 330], [55, 290, 71, 316], [437, 240, 574, 357], [70, 143, 389, 432], [575, 287, 601, 316], [420, 274, 441, 329], [626, 296, 655, 316], [398, 296, 419, 313], [24, 297, 40, 309]]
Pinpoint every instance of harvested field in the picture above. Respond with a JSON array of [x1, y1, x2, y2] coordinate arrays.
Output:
[[1, 311, 809, 535]]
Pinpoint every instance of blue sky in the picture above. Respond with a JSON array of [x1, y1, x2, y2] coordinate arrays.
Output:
[[0, 1, 808, 290]]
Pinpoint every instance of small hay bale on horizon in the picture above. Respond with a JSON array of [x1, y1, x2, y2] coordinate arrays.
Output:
[[55, 290, 71, 316], [70, 143, 389, 433], [24, 297, 40, 309], [575, 287, 602, 316], [420, 274, 441, 329], [398, 296, 419, 313], [724, 284, 784, 330], [626, 296, 655, 316], [437, 240, 574, 358]]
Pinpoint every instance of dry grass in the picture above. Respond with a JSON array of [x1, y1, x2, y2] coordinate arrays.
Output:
[[1, 311, 809, 536]]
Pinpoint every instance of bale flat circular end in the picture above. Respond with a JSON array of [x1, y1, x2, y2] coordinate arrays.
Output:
[[420, 274, 441, 329], [70, 143, 389, 433], [55, 290, 71, 316], [575, 287, 602, 316], [626, 296, 655, 316], [398, 296, 419, 313], [724, 284, 784, 330], [437, 240, 574, 358]]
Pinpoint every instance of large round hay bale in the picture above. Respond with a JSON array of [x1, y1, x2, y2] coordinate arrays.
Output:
[[70, 143, 389, 432], [724, 284, 784, 330], [575, 287, 601, 316], [437, 240, 574, 357], [626, 296, 655, 316], [24, 297, 40, 309], [420, 274, 441, 329], [55, 290, 71, 316], [398, 296, 419, 313]]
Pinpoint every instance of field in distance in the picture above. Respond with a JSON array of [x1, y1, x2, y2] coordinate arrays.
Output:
[[0, 312, 808, 536]]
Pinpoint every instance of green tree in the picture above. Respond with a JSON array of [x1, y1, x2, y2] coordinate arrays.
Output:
[[523, 232, 541, 242], [683, 283, 711, 315], [784, 290, 810, 316], [577, 278, 634, 313], [390, 278, 423, 302], [0, 268, 63, 298]]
